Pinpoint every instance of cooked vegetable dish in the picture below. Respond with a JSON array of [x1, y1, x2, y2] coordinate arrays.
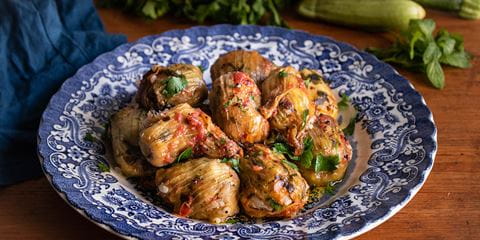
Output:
[[108, 50, 353, 223]]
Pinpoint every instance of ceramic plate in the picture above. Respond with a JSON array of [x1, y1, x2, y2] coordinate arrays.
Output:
[[37, 25, 437, 239]]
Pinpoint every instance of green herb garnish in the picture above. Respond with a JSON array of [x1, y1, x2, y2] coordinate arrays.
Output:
[[324, 182, 336, 195], [337, 93, 350, 111], [314, 155, 340, 172], [282, 159, 298, 170], [224, 218, 240, 224], [366, 19, 472, 89], [84, 132, 97, 142], [343, 115, 356, 136], [301, 109, 309, 129], [278, 70, 288, 78], [221, 158, 240, 173], [197, 65, 205, 72], [268, 198, 283, 211], [300, 137, 314, 168], [97, 161, 110, 172], [272, 142, 299, 161], [163, 75, 188, 97], [177, 147, 193, 162], [223, 99, 232, 108], [100, 0, 291, 27]]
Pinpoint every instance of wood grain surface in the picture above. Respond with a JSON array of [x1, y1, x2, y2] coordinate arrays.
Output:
[[1, 6, 479, 240]]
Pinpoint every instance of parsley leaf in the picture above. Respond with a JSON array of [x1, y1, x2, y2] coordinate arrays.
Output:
[[343, 115, 356, 136], [221, 158, 240, 173], [163, 75, 188, 97], [324, 182, 336, 195], [300, 137, 314, 168], [337, 93, 350, 111], [223, 99, 232, 108], [97, 161, 110, 172], [314, 154, 339, 172], [224, 218, 240, 224], [301, 109, 309, 128], [272, 142, 299, 161], [177, 147, 193, 162], [268, 198, 283, 211], [282, 159, 298, 170], [84, 132, 97, 142], [278, 70, 288, 78]]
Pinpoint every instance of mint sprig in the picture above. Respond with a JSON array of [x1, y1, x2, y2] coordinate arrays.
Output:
[[367, 19, 472, 89]]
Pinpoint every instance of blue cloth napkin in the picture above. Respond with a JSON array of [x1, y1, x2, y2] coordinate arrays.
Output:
[[0, 0, 127, 185]]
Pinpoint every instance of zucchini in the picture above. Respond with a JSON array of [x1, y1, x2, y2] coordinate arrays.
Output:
[[298, 0, 426, 31], [414, 0, 480, 19]]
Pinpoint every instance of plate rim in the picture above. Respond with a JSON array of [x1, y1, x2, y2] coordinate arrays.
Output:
[[37, 24, 437, 239]]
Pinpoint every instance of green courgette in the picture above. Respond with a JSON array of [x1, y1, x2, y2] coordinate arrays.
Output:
[[298, 0, 426, 31], [413, 0, 480, 19]]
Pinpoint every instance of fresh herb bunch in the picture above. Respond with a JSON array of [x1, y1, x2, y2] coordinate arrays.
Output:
[[99, 0, 292, 27], [367, 19, 472, 89]]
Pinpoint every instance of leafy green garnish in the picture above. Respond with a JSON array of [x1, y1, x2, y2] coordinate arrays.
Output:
[[177, 147, 193, 162], [268, 198, 283, 211], [343, 115, 356, 136], [197, 65, 205, 72], [272, 142, 299, 161], [278, 70, 288, 78], [324, 182, 335, 195], [223, 99, 232, 108], [300, 137, 314, 168], [97, 161, 110, 172], [99, 0, 291, 27], [221, 158, 240, 173], [301, 109, 309, 129], [163, 75, 188, 97], [337, 93, 350, 111], [314, 155, 340, 172], [282, 159, 298, 170], [224, 218, 240, 224], [84, 132, 97, 142], [366, 19, 472, 89]]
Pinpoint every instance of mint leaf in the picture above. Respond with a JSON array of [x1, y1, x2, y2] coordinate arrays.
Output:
[[426, 61, 445, 89], [409, 19, 435, 41], [437, 36, 456, 56], [177, 147, 193, 162], [423, 42, 441, 64], [440, 51, 472, 68]]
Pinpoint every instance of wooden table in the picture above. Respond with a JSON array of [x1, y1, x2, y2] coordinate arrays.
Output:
[[1, 7, 479, 240]]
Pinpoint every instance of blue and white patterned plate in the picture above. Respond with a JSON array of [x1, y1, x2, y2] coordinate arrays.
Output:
[[37, 25, 437, 239]]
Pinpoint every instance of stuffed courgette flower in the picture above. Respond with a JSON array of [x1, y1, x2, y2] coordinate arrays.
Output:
[[239, 144, 309, 218], [260, 67, 316, 155], [210, 50, 275, 83], [155, 158, 240, 223], [110, 105, 154, 177], [209, 71, 269, 144], [136, 64, 208, 110], [300, 69, 338, 118], [300, 114, 352, 187], [139, 103, 242, 167]]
